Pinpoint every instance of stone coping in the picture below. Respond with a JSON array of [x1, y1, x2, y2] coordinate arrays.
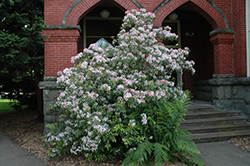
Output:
[[44, 25, 81, 31], [194, 75, 250, 86], [209, 77, 250, 86], [209, 28, 235, 36], [39, 77, 62, 90], [39, 81, 62, 90]]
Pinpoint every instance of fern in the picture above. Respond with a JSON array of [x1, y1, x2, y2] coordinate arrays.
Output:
[[123, 91, 204, 166], [122, 142, 153, 166], [122, 142, 171, 166], [153, 143, 170, 166], [175, 135, 204, 166]]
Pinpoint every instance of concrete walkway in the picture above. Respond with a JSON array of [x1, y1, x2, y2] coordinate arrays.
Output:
[[189, 100, 250, 165], [0, 131, 47, 166], [1, 130, 250, 166], [197, 141, 250, 166]]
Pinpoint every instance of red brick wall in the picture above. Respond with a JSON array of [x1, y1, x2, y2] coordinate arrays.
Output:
[[43, 0, 247, 80], [232, 0, 246, 77], [44, 0, 75, 25], [137, 0, 159, 12], [42, 29, 79, 77], [213, 0, 232, 26], [210, 34, 234, 74]]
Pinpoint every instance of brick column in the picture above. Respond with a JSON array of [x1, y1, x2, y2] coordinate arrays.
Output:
[[210, 31, 234, 75], [42, 25, 80, 77]]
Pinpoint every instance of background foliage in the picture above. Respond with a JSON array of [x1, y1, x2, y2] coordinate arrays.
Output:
[[0, 0, 44, 118]]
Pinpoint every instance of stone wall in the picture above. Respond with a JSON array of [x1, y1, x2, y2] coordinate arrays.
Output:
[[193, 74, 250, 121], [39, 77, 64, 134], [210, 74, 250, 120]]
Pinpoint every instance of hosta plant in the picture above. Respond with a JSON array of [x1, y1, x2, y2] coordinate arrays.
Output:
[[43, 8, 203, 166]]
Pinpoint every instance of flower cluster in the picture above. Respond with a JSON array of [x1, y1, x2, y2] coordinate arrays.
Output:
[[141, 113, 147, 125], [44, 9, 195, 162]]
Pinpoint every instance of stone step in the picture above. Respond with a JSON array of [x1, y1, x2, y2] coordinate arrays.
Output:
[[187, 106, 220, 113], [184, 111, 240, 120], [190, 129, 250, 143], [182, 100, 250, 143], [181, 116, 247, 126], [180, 123, 250, 134]]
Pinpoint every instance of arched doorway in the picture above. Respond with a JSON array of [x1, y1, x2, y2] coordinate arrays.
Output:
[[78, 0, 125, 51], [162, 3, 214, 100]]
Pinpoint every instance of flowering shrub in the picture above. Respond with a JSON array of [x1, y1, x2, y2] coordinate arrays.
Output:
[[44, 9, 203, 165]]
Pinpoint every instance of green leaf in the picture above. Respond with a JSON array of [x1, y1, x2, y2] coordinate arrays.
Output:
[[154, 143, 170, 166]]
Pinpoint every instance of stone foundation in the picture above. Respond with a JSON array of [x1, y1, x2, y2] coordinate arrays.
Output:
[[210, 74, 250, 120]]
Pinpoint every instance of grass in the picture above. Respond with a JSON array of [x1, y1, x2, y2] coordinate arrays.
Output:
[[0, 99, 18, 114]]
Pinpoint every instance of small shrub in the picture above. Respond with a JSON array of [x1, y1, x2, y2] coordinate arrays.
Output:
[[43, 9, 203, 166]]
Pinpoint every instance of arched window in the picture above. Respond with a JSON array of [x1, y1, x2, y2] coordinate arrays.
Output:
[[78, 0, 125, 49]]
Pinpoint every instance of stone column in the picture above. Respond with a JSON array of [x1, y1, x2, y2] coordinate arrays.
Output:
[[39, 77, 64, 134]]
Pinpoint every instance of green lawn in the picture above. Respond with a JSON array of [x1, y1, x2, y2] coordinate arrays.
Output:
[[0, 99, 18, 114]]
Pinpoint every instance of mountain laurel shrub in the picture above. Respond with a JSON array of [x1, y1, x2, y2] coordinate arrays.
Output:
[[43, 9, 203, 166]]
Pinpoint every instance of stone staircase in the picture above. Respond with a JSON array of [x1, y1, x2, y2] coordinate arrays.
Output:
[[180, 100, 250, 143]]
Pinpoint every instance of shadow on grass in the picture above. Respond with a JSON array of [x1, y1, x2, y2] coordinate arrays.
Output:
[[0, 99, 27, 114]]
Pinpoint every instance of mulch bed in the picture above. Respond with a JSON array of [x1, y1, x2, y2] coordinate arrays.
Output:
[[0, 108, 249, 166], [228, 137, 250, 152]]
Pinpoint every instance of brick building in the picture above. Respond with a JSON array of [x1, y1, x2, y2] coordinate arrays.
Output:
[[40, 0, 250, 129]]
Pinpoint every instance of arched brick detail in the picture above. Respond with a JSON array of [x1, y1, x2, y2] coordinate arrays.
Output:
[[65, 0, 101, 25], [65, 0, 140, 25], [115, 0, 142, 9], [154, 0, 226, 29]]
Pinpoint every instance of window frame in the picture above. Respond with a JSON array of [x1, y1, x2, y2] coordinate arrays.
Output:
[[83, 17, 122, 48], [162, 19, 181, 48]]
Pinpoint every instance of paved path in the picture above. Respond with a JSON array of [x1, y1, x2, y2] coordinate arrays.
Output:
[[197, 141, 250, 166], [1, 130, 250, 166], [0, 131, 47, 166]]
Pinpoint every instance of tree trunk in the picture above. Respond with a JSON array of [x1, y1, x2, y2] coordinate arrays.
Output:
[[34, 61, 44, 122]]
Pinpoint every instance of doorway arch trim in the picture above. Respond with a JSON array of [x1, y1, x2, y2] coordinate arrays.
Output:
[[153, 0, 230, 29], [62, 0, 143, 25]]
